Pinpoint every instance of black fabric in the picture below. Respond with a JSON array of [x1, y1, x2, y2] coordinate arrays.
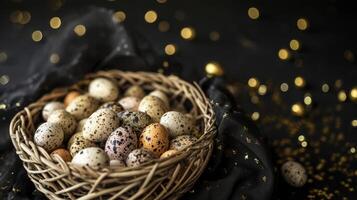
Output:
[[0, 7, 273, 200]]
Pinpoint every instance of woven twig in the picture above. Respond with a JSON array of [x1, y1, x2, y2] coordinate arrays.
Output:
[[9, 70, 216, 200]]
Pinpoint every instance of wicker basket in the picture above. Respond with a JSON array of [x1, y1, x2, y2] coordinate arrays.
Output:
[[9, 70, 216, 200]]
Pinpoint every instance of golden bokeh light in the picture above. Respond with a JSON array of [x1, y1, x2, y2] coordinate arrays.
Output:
[[0, 52, 8, 63], [144, 10, 158, 23], [290, 39, 300, 51], [50, 17, 61, 29], [291, 103, 305, 117], [278, 48, 290, 60], [113, 11, 126, 23], [251, 112, 260, 121], [322, 83, 330, 93], [0, 75, 10, 85], [32, 30, 43, 42], [298, 135, 305, 142], [297, 18, 309, 31], [350, 87, 357, 102], [301, 141, 308, 148], [156, 0, 167, 3], [50, 53, 60, 64], [280, 83, 289, 92], [304, 96, 312, 105], [248, 77, 260, 88], [180, 27, 195, 40], [258, 85, 267, 95], [158, 21, 170, 32], [164, 44, 176, 55], [74, 24, 86, 36], [294, 76, 306, 88], [352, 120, 357, 127], [209, 31, 220, 41], [338, 91, 347, 102], [248, 7, 260, 20], [205, 62, 224, 77]]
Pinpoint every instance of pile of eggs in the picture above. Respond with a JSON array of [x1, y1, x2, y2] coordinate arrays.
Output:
[[34, 77, 199, 169]]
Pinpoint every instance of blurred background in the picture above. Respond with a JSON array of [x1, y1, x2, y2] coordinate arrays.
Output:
[[1, 0, 356, 199]]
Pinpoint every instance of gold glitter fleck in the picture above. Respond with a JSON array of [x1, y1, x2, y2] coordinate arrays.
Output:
[[301, 141, 308, 147], [304, 96, 312, 105], [290, 39, 300, 51], [50, 53, 60, 64], [297, 18, 309, 31], [49, 17, 61, 29], [112, 11, 126, 23], [344, 50, 354, 62], [144, 10, 158, 23], [205, 62, 224, 77], [258, 85, 267, 95], [337, 91, 347, 102], [164, 44, 176, 55], [278, 48, 290, 60], [251, 112, 260, 121], [322, 83, 330, 93], [298, 135, 305, 142], [291, 103, 305, 117], [158, 21, 170, 32], [352, 120, 357, 127], [294, 76, 306, 88], [32, 30, 43, 42], [0, 75, 10, 85], [280, 83, 289, 92], [0, 52, 8, 63], [350, 87, 357, 101], [209, 31, 220, 41], [248, 7, 260, 20], [180, 27, 195, 40], [74, 24, 86, 36], [248, 77, 259, 88]]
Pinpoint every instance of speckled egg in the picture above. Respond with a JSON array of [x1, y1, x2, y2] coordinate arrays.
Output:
[[64, 91, 81, 106], [99, 101, 124, 113], [71, 147, 109, 169], [76, 118, 87, 132], [124, 85, 145, 99], [118, 96, 141, 111], [149, 90, 170, 108], [160, 111, 195, 138], [47, 110, 77, 140], [126, 148, 156, 167], [89, 78, 119, 102], [42, 101, 65, 121], [281, 161, 307, 187], [34, 122, 64, 152], [120, 111, 152, 135], [110, 159, 126, 168], [66, 95, 100, 120], [139, 123, 169, 156], [83, 108, 120, 142], [51, 148, 72, 162], [138, 96, 168, 122], [170, 135, 197, 151], [160, 149, 178, 159], [68, 132, 97, 156], [105, 126, 137, 160]]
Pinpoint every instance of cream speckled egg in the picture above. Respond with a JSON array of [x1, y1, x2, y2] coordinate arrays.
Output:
[[170, 135, 197, 151], [89, 78, 119, 102], [71, 147, 109, 169], [68, 132, 97, 156], [110, 159, 126, 168], [149, 90, 170, 108], [83, 108, 120, 142], [51, 148, 72, 162], [76, 118, 87, 132], [99, 101, 124, 113], [138, 96, 168, 122], [34, 122, 64, 152], [47, 110, 77, 140], [118, 96, 141, 111], [160, 111, 195, 138], [139, 123, 169, 156], [120, 111, 152, 135], [160, 149, 178, 159], [105, 126, 137, 160], [126, 148, 156, 167], [281, 161, 307, 187], [124, 85, 145, 99], [42, 101, 65, 121], [66, 95, 100, 120]]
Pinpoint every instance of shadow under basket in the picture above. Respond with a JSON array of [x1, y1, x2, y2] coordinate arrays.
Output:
[[9, 70, 216, 200]]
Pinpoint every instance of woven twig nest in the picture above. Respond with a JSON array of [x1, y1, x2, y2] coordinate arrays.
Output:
[[9, 70, 216, 200]]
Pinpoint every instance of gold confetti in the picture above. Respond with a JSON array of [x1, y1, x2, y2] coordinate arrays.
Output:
[[248, 78, 259, 88], [352, 120, 357, 127], [144, 10, 158, 23], [112, 11, 126, 23], [278, 48, 290, 60], [180, 27, 195, 40], [258, 85, 267, 95], [291, 103, 305, 117], [297, 18, 309, 31], [209, 31, 220, 41], [0, 52, 8, 63], [280, 83, 289, 92], [289, 39, 300, 51], [74, 24, 86, 36], [304, 96, 312, 105], [338, 91, 347, 102], [248, 7, 260, 20], [322, 83, 330, 93], [32, 30, 43, 42], [294, 76, 306, 88], [158, 21, 170, 32], [350, 87, 357, 102], [49, 17, 61, 29], [164, 44, 176, 55], [50, 53, 60, 64], [251, 112, 260, 121], [205, 62, 224, 77], [0, 75, 10, 85]]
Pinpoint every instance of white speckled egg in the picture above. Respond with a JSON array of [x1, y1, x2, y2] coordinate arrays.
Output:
[[149, 90, 170, 108], [160, 149, 178, 159], [139, 123, 169, 156], [119, 111, 152, 135], [42, 101, 65, 121], [34, 122, 64, 152], [105, 126, 137, 160], [99, 101, 124, 113], [170, 135, 197, 151], [66, 95, 100, 120], [89, 78, 119, 102], [138, 96, 168, 122], [124, 85, 145, 99], [160, 111, 195, 138], [68, 132, 97, 156], [281, 161, 307, 187], [126, 148, 156, 167], [83, 108, 120, 142], [118, 96, 141, 111], [71, 147, 109, 169], [47, 110, 77, 140], [110, 159, 126, 168], [76, 118, 87, 132]]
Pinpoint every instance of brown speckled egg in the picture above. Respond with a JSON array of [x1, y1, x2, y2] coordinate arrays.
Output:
[[160, 149, 178, 159], [99, 101, 124, 113], [66, 95, 100, 120], [64, 91, 81, 106], [83, 108, 120, 142], [139, 123, 169, 156], [160, 111, 195, 138], [120, 111, 152, 135], [51, 148, 72, 162], [34, 122, 64, 152], [76, 118, 87, 132], [71, 147, 109, 169], [47, 110, 77, 140], [89, 78, 119, 102], [149, 90, 170, 108], [110, 159, 126, 168], [170, 135, 197, 151], [118, 96, 141, 111], [42, 101, 65, 121], [124, 85, 145, 99], [126, 148, 156, 167], [138, 96, 168, 122], [281, 161, 307, 187], [105, 126, 137, 160], [68, 132, 97, 156]]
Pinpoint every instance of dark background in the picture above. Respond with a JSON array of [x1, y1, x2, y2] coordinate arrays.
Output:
[[1, 0, 357, 199]]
